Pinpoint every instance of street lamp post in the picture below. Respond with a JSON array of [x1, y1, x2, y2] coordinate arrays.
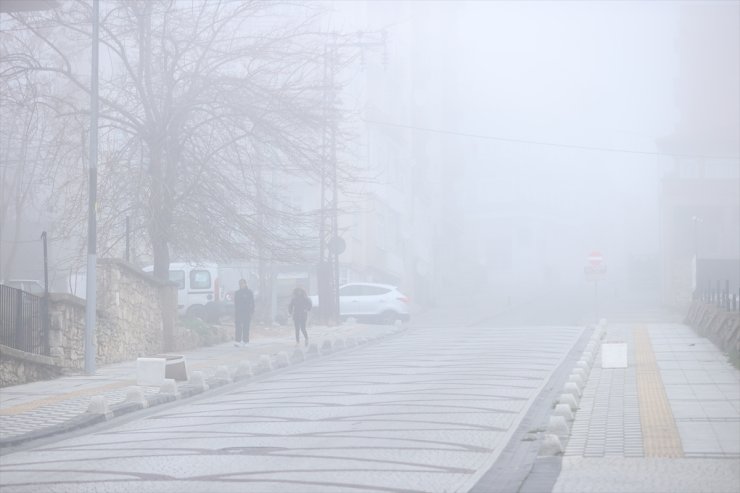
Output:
[[84, 0, 99, 374]]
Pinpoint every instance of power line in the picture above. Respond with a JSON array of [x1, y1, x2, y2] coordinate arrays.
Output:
[[363, 119, 738, 160]]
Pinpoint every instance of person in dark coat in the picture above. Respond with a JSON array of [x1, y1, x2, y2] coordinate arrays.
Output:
[[288, 287, 312, 346], [234, 279, 254, 346]]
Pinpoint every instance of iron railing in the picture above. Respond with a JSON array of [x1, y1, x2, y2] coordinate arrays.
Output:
[[696, 280, 740, 312], [0, 284, 49, 355]]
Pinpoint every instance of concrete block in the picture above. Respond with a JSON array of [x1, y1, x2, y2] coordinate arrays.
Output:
[[291, 348, 305, 364], [558, 393, 579, 411], [563, 381, 581, 398], [124, 386, 147, 408], [357, 337, 368, 345], [568, 374, 585, 389], [345, 337, 357, 347], [254, 354, 272, 374], [576, 360, 590, 372], [547, 415, 570, 437], [86, 395, 111, 416], [334, 338, 346, 350], [189, 370, 209, 391], [539, 434, 563, 456], [582, 351, 593, 364], [215, 365, 231, 382], [573, 367, 587, 379], [306, 343, 319, 357], [272, 351, 290, 368], [136, 357, 166, 386], [321, 339, 333, 354], [233, 361, 252, 380], [159, 378, 178, 395], [553, 403, 574, 421], [601, 342, 628, 369]]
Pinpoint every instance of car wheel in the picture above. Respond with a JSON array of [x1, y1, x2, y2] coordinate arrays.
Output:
[[186, 304, 207, 320], [379, 310, 398, 325]]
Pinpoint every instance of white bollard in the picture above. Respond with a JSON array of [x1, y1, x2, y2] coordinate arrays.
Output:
[[159, 378, 178, 395], [86, 395, 111, 416], [306, 343, 319, 357], [234, 361, 252, 380], [124, 386, 148, 408], [539, 434, 564, 456], [189, 370, 209, 391], [558, 393, 579, 411], [345, 337, 357, 347], [333, 338, 345, 351], [569, 374, 585, 390], [547, 415, 570, 437], [321, 339, 333, 354], [254, 355, 272, 374], [272, 351, 290, 368], [563, 382, 581, 398], [291, 348, 305, 364], [215, 365, 231, 382], [553, 403, 575, 421]]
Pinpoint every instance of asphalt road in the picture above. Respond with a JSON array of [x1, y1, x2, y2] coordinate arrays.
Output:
[[0, 325, 584, 493]]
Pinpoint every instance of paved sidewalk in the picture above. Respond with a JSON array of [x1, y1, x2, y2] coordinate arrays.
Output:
[[553, 322, 740, 493], [0, 322, 402, 448]]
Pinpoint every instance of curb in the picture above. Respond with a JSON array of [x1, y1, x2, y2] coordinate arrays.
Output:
[[0, 325, 407, 450]]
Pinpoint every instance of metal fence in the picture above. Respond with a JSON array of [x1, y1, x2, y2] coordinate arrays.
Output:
[[0, 284, 49, 355], [696, 280, 740, 312]]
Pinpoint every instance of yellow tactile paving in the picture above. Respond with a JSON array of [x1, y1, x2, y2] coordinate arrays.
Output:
[[0, 380, 133, 416], [634, 326, 684, 458]]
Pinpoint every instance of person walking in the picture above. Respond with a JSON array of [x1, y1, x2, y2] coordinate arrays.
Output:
[[234, 279, 254, 347], [288, 287, 312, 346]]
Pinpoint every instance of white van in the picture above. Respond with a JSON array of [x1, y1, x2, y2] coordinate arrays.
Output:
[[143, 262, 219, 319]]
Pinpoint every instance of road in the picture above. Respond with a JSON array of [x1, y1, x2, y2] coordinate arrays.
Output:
[[0, 325, 584, 493]]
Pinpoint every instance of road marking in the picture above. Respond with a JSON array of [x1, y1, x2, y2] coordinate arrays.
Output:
[[634, 326, 684, 458]]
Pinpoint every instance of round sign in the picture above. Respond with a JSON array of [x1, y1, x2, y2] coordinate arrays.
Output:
[[327, 236, 346, 255], [588, 251, 604, 267]]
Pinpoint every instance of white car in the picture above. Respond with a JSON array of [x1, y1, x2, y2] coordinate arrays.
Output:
[[311, 282, 410, 324]]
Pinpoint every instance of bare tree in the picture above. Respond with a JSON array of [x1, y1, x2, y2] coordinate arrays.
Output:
[[4, 0, 362, 284]]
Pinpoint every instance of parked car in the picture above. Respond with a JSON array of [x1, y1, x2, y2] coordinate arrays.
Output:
[[310, 282, 410, 324]]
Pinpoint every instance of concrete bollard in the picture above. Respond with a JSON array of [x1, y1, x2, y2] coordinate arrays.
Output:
[[553, 403, 575, 421], [159, 378, 178, 395], [124, 386, 148, 408], [569, 374, 585, 390], [272, 351, 290, 368], [333, 338, 345, 351], [306, 343, 319, 358], [215, 365, 232, 382], [254, 355, 272, 374], [321, 339, 333, 355], [86, 395, 111, 416], [563, 382, 581, 398], [539, 434, 564, 456], [576, 360, 590, 372], [582, 351, 593, 364], [558, 393, 579, 411], [189, 371, 209, 391], [291, 348, 305, 364], [547, 415, 570, 437], [358, 337, 368, 345], [573, 367, 587, 379], [345, 337, 357, 347], [233, 361, 252, 381]]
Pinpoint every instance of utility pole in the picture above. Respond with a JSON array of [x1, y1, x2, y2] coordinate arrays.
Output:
[[317, 31, 386, 324], [84, 0, 99, 375]]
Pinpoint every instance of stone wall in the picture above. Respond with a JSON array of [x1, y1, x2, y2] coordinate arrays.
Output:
[[1, 259, 179, 383]]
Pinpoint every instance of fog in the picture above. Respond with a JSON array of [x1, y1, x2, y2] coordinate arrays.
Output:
[[1, 0, 738, 324]]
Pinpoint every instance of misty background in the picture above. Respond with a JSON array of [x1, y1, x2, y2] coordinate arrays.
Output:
[[1, 0, 738, 323]]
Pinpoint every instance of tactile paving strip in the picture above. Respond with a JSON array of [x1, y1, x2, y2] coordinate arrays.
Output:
[[634, 326, 684, 458]]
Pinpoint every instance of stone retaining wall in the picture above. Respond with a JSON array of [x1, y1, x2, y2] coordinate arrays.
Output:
[[1, 259, 178, 385], [684, 301, 740, 355]]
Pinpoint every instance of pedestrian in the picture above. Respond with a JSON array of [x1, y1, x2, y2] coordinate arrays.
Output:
[[234, 279, 254, 347], [288, 287, 312, 346]]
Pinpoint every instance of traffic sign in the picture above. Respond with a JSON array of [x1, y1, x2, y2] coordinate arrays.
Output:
[[588, 251, 604, 267]]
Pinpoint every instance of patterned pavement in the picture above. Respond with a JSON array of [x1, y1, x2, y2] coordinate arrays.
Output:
[[0, 325, 583, 493]]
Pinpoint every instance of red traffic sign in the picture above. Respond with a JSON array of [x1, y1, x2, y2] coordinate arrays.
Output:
[[587, 251, 604, 267]]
